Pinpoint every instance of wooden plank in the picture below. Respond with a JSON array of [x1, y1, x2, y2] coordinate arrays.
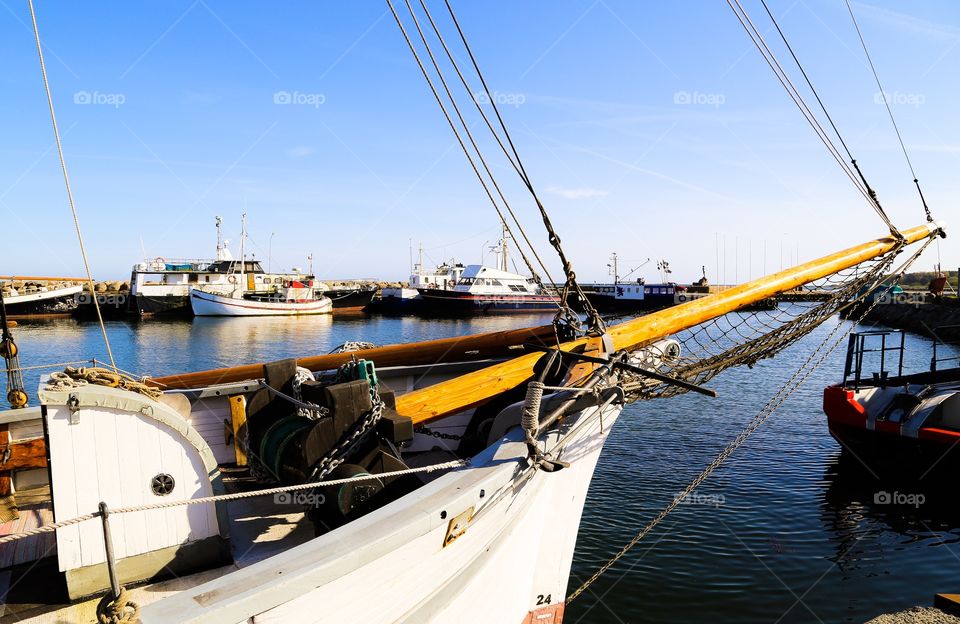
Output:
[[229, 395, 248, 466], [394, 223, 941, 424], [149, 324, 559, 390], [0, 438, 48, 471]]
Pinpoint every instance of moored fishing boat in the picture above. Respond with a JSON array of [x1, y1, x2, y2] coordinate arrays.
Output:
[[0, 280, 81, 318], [189, 287, 333, 316], [823, 329, 960, 473]]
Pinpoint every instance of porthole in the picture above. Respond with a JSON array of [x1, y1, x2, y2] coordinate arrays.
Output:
[[151, 473, 175, 496]]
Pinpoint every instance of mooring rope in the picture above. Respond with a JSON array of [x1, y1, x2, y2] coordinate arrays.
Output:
[[27, 0, 116, 370]]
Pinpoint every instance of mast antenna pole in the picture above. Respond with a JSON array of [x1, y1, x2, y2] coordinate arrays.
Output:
[[501, 222, 509, 272], [238, 212, 247, 298]]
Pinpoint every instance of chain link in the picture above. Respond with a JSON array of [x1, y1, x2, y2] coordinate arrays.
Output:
[[414, 424, 464, 441], [567, 238, 931, 604]]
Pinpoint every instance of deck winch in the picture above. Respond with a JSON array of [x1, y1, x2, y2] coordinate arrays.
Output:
[[246, 358, 416, 532]]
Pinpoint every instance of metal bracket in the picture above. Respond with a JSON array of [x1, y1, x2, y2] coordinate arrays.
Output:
[[67, 393, 80, 424]]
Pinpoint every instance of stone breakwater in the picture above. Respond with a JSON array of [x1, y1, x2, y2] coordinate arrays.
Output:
[[863, 299, 960, 344]]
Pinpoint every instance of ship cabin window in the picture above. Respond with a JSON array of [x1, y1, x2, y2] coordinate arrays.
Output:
[[204, 276, 210, 283], [644, 286, 651, 294], [457, 277, 475, 286], [188, 274, 199, 283]]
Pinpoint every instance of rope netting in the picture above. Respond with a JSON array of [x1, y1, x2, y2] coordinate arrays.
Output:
[[620, 249, 900, 401]]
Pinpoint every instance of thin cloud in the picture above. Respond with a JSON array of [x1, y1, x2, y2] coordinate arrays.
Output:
[[287, 146, 315, 158], [546, 186, 609, 200]]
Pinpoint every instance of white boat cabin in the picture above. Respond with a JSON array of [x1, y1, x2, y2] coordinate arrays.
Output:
[[453, 265, 540, 295]]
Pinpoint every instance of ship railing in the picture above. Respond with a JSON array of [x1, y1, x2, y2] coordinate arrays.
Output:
[[842, 330, 906, 390], [930, 325, 960, 372]]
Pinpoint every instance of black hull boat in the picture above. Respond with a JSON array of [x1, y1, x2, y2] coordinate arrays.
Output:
[[415, 288, 559, 314], [0, 284, 81, 318], [324, 287, 377, 311]]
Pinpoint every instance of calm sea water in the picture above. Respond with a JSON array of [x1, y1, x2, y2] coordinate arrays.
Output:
[[5, 311, 959, 623]]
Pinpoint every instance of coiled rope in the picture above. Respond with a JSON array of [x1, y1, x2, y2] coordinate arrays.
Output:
[[45, 366, 163, 400]]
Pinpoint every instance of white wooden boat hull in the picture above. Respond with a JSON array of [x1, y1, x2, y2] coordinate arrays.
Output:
[[190, 290, 332, 316], [141, 399, 621, 624]]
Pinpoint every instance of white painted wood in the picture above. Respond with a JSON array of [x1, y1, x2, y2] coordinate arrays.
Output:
[[139, 400, 623, 624], [45, 395, 220, 575]]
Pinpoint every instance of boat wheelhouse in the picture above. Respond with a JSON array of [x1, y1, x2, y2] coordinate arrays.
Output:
[[585, 281, 680, 312]]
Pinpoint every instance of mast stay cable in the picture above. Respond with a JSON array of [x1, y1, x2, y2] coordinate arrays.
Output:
[[757, 0, 891, 230], [27, 0, 116, 370], [438, 0, 605, 334], [845, 0, 934, 223], [397, 0, 560, 296], [385, 0, 562, 316], [725, 0, 902, 239]]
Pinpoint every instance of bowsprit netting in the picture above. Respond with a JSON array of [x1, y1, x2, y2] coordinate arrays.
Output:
[[620, 249, 900, 401]]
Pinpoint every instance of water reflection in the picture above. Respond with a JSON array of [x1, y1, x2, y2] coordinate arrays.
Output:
[[820, 449, 960, 573]]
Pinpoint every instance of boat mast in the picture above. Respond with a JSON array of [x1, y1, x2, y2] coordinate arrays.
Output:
[[215, 215, 224, 260], [608, 253, 619, 285], [238, 212, 246, 298], [500, 222, 508, 272]]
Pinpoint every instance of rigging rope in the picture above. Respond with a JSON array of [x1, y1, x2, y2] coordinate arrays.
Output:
[[412, 0, 561, 293], [385, 0, 558, 307], [757, 0, 889, 227], [844, 0, 934, 223], [439, 0, 605, 334], [567, 235, 932, 604], [725, 0, 901, 239], [27, 0, 116, 370]]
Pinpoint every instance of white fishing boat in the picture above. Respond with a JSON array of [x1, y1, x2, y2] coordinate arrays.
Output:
[[189, 287, 333, 316], [1, 2, 947, 623], [189, 215, 333, 317], [131, 216, 324, 317]]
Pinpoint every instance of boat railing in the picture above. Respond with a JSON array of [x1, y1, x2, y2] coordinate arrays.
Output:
[[135, 258, 218, 273], [842, 330, 906, 390], [931, 325, 960, 372]]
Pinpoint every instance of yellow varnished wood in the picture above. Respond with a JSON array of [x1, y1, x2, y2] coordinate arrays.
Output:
[[229, 394, 248, 466]]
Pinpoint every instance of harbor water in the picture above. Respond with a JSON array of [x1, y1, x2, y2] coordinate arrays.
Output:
[[5, 310, 959, 623]]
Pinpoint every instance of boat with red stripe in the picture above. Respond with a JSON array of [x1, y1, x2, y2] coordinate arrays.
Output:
[[823, 329, 960, 473]]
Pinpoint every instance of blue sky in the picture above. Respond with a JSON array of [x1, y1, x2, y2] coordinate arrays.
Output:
[[1, 0, 956, 283]]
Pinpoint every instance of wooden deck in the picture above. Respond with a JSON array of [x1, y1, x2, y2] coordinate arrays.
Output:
[[0, 486, 56, 569]]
